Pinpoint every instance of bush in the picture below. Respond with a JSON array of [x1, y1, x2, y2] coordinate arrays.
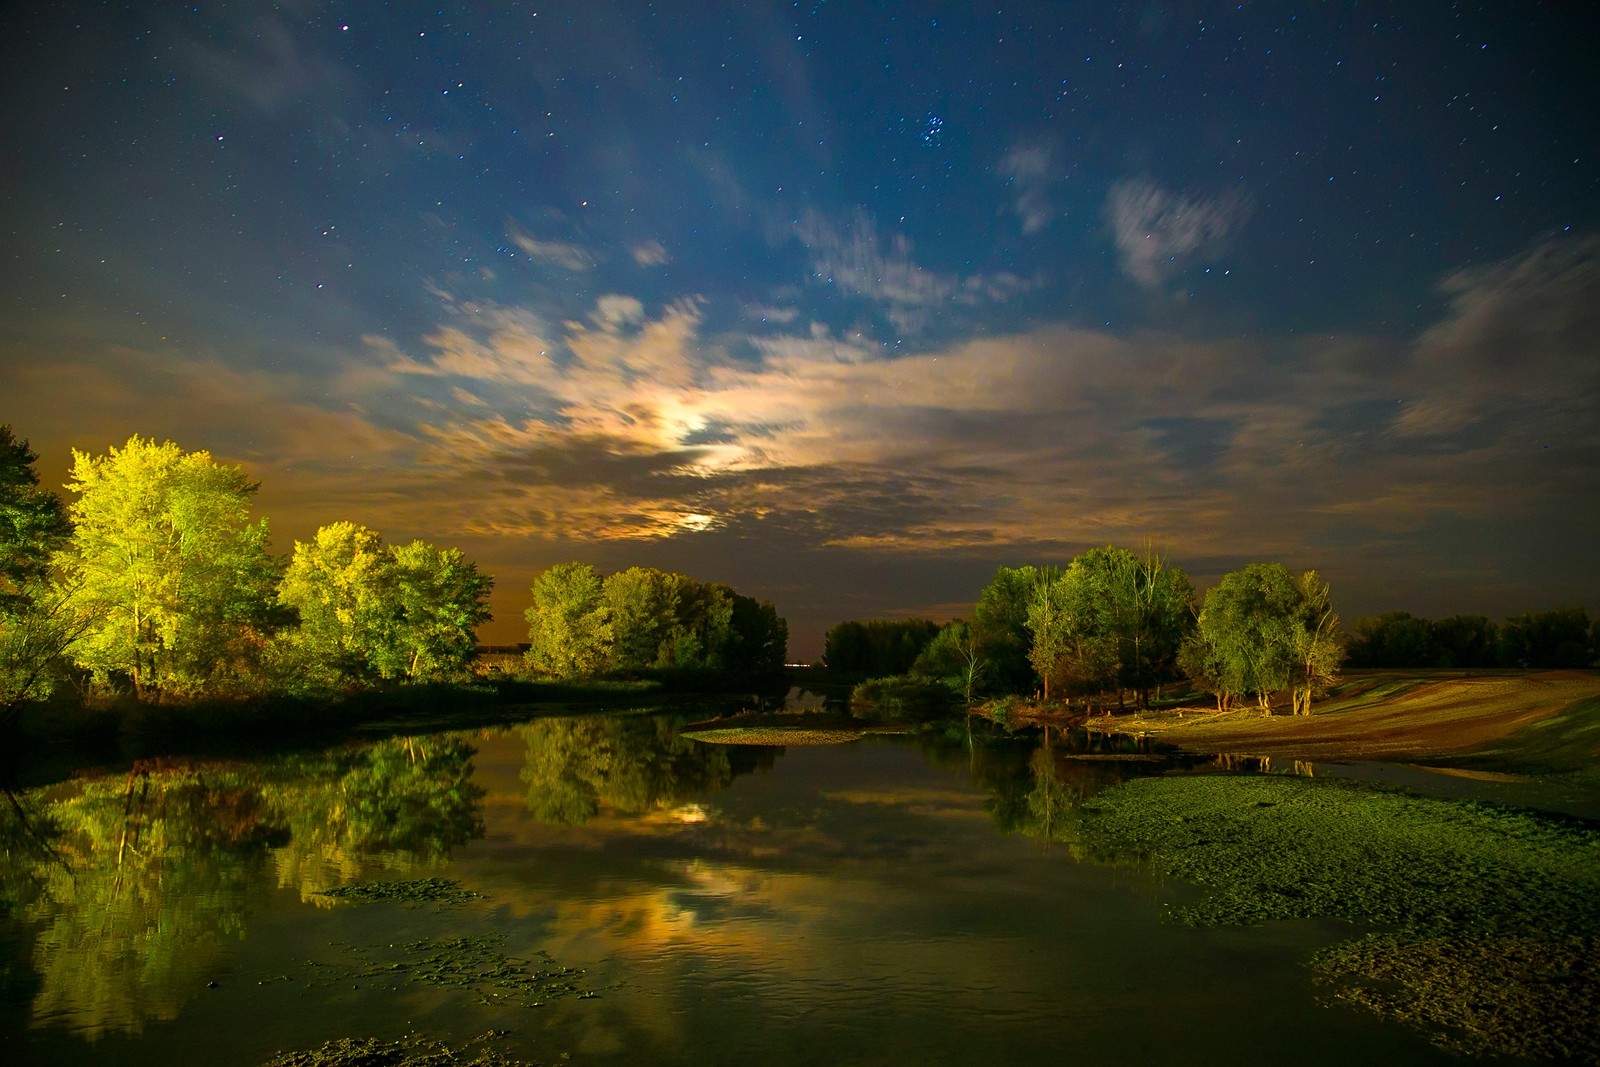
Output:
[[848, 675, 952, 721]]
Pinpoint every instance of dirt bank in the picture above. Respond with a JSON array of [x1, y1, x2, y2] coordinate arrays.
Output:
[[1087, 670, 1600, 769]]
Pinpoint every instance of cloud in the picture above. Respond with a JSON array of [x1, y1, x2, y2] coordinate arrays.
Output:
[[180, 13, 356, 114], [784, 208, 1036, 333], [998, 143, 1060, 234], [1105, 177, 1252, 287], [630, 239, 670, 267], [1397, 233, 1600, 437], [507, 222, 596, 271]]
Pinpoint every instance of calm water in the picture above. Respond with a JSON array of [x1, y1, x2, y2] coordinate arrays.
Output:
[[1, 714, 1463, 1066]]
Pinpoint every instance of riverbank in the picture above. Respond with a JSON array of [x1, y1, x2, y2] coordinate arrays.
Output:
[[1084, 670, 1600, 773]]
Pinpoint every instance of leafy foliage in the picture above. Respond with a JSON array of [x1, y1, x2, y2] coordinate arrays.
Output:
[[0, 425, 71, 610], [60, 436, 280, 700], [523, 563, 785, 681], [1024, 547, 1194, 706], [277, 523, 492, 687], [822, 617, 940, 677], [972, 565, 1054, 693], [1186, 563, 1342, 713]]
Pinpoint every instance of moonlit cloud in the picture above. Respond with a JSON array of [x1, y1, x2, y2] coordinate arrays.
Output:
[[1105, 177, 1253, 288]]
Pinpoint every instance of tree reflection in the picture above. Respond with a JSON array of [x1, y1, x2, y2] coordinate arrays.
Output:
[[520, 716, 767, 826], [24, 765, 283, 1035], [4, 732, 487, 1035], [919, 723, 1178, 851]]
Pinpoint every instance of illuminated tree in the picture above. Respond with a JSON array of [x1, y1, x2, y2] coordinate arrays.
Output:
[[61, 436, 277, 701], [1191, 563, 1342, 715], [278, 524, 492, 685], [277, 522, 396, 685], [388, 540, 493, 680], [524, 562, 613, 677]]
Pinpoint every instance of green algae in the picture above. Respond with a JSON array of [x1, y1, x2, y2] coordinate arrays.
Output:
[[316, 879, 484, 908], [1080, 774, 1600, 1061], [262, 1029, 541, 1066], [301, 934, 597, 1008]]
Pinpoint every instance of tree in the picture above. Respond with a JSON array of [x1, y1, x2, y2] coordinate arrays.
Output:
[[388, 540, 493, 680], [1192, 563, 1342, 715], [0, 427, 80, 712], [277, 522, 396, 686], [1498, 608, 1593, 669], [524, 562, 613, 677], [1290, 570, 1343, 716], [822, 618, 941, 677], [973, 565, 1055, 693], [61, 436, 277, 701], [911, 619, 986, 705], [0, 426, 71, 611], [279, 524, 493, 685]]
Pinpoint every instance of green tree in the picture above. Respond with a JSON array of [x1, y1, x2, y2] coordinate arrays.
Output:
[[388, 540, 493, 680], [61, 436, 277, 701], [279, 525, 493, 685], [1192, 563, 1342, 715], [277, 522, 396, 686], [0, 427, 82, 711], [972, 565, 1054, 693], [524, 562, 613, 677], [0, 426, 71, 610], [911, 619, 986, 704], [1290, 570, 1343, 716]]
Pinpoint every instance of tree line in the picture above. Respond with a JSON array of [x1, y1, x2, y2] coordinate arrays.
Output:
[[1346, 608, 1597, 670], [828, 547, 1345, 716], [0, 429, 495, 709]]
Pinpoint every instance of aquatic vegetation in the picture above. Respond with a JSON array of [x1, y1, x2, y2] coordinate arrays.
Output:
[[1081, 774, 1600, 1059], [263, 1029, 537, 1066], [1315, 934, 1598, 1061], [303, 934, 596, 1008], [683, 727, 866, 745], [316, 878, 483, 907]]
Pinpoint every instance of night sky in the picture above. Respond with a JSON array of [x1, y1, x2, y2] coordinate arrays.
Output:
[[4, 2, 1598, 657]]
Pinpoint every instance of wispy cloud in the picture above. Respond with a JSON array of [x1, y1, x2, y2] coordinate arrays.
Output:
[[785, 208, 1035, 333], [507, 222, 596, 271], [1105, 177, 1252, 288], [629, 239, 670, 267], [998, 142, 1060, 234]]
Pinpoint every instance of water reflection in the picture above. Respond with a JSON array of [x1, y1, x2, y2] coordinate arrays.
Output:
[[3, 736, 486, 1036], [0, 713, 1471, 1065], [519, 716, 775, 826]]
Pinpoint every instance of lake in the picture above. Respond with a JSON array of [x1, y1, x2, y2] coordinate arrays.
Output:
[[1, 711, 1580, 1065]]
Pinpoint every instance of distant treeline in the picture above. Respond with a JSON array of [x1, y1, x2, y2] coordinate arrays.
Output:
[[1346, 608, 1597, 670]]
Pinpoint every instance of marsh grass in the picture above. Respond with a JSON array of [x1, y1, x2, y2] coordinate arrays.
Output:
[[1080, 774, 1600, 1060]]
